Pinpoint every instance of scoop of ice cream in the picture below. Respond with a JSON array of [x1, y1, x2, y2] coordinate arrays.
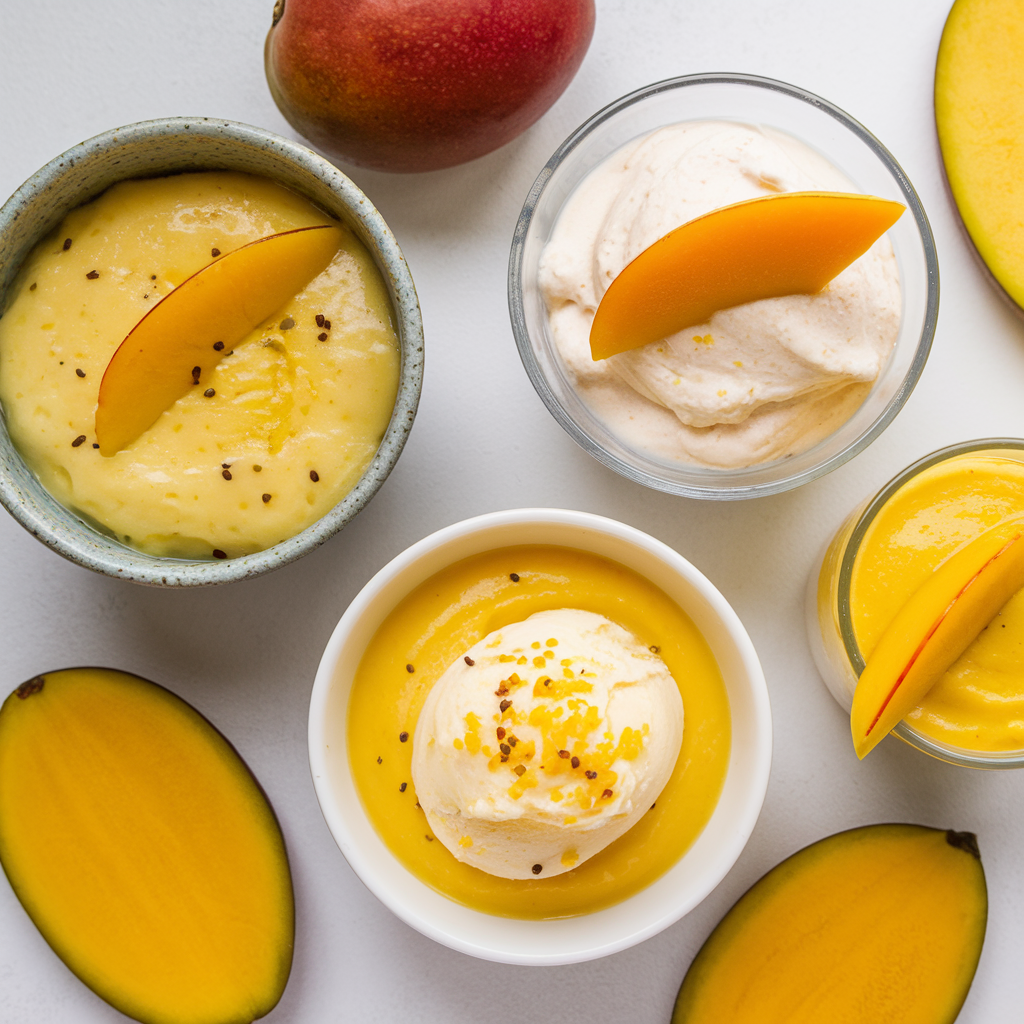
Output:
[[410, 609, 683, 880], [538, 121, 901, 467]]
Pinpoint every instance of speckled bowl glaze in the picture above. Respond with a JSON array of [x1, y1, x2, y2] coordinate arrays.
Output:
[[0, 117, 423, 586]]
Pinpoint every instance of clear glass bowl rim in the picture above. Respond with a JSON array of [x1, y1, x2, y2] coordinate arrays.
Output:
[[508, 72, 940, 500], [837, 437, 1024, 769]]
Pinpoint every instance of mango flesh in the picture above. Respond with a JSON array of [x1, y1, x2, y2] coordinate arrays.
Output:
[[936, 0, 1024, 311], [851, 516, 1024, 758], [672, 823, 987, 1024], [589, 191, 905, 361], [95, 223, 344, 455], [0, 668, 294, 1024]]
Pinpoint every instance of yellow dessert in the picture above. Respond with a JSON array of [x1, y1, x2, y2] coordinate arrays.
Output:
[[0, 171, 399, 559], [849, 452, 1024, 752], [348, 544, 731, 919]]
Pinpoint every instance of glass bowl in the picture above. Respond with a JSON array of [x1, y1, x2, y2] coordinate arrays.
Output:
[[308, 508, 771, 964], [0, 118, 423, 586], [508, 73, 938, 499], [807, 439, 1024, 769]]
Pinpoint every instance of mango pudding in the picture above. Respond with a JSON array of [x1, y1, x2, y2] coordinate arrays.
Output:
[[538, 121, 903, 469], [0, 171, 400, 560], [813, 443, 1024, 763], [347, 544, 731, 919]]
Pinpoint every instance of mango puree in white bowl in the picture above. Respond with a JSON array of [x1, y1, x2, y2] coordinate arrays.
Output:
[[309, 509, 772, 964]]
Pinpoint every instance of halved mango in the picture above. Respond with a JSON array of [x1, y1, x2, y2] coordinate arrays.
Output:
[[95, 223, 344, 455], [589, 191, 905, 360], [0, 668, 293, 1024], [851, 515, 1024, 758], [936, 0, 1024, 311], [672, 823, 987, 1024]]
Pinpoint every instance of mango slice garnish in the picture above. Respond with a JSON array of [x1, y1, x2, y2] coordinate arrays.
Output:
[[95, 223, 344, 456], [851, 515, 1024, 758], [588, 191, 905, 361]]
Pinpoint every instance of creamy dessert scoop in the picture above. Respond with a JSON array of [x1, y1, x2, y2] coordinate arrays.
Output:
[[539, 121, 901, 468], [411, 608, 683, 879]]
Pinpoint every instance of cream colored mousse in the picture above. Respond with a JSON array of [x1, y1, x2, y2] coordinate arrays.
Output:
[[411, 609, 683, 879], [539, 121, 901, 468], [0, 172, 399, 559]]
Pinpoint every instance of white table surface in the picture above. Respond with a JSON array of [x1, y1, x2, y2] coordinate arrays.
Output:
[[2, 1, 1022, 1020]]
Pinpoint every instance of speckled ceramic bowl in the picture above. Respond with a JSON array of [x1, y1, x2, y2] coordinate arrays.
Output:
[[0, 117, 422, 586]]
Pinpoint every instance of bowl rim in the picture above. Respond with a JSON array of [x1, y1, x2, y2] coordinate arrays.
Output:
[[307, 507, 772, 964], [508, 72, 939, 500], [836, 437, 1024, 769], [0, 116, 423, 586]]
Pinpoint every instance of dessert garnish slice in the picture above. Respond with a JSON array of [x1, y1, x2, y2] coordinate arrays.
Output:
[[95, 224, 343, 455], [589, 191, 905, 361], [850, 515, 1024, 758]]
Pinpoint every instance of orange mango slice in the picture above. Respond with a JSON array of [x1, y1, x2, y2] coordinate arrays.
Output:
[[95, 223, 344, 455], [851, 516, 1024, 758], [0, 667, 294, 1024], [589, 191, 905, 361], [672, 824, 986, 1024]]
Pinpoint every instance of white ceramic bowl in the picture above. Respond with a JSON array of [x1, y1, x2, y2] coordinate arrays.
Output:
[[308, 508, 771, 964]]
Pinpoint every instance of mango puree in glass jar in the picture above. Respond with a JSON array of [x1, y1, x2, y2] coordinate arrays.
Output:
[[851, 453, 1024, 752]]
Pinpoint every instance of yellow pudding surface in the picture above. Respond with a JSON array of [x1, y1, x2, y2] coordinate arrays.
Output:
[[348, 545, 731, 919], [850, 453, 1024, 752], [0, 171, 399, 559]]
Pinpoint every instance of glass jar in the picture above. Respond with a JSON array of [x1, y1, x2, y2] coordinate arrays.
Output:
[[808, 438, 1024, 768]]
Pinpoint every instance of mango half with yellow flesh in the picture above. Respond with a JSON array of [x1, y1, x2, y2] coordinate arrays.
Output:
[[936, 0, 1024, 311], [589, 191, 905, 361], [851, 515, 1024, 758], [0, 668, 293, 1024], [672, 823, 987, 1024], [95, 223, 344, 456]]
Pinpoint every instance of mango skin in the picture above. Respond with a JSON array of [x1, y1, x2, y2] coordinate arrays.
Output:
[[0, 668, 294, 1024], [673, 824, 987, 1024], [936, 0, 1024, 312], [264, 0, 595, 172]]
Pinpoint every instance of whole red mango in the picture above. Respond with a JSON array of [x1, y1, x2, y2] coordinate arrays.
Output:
[[265, 0, 596, 173]]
